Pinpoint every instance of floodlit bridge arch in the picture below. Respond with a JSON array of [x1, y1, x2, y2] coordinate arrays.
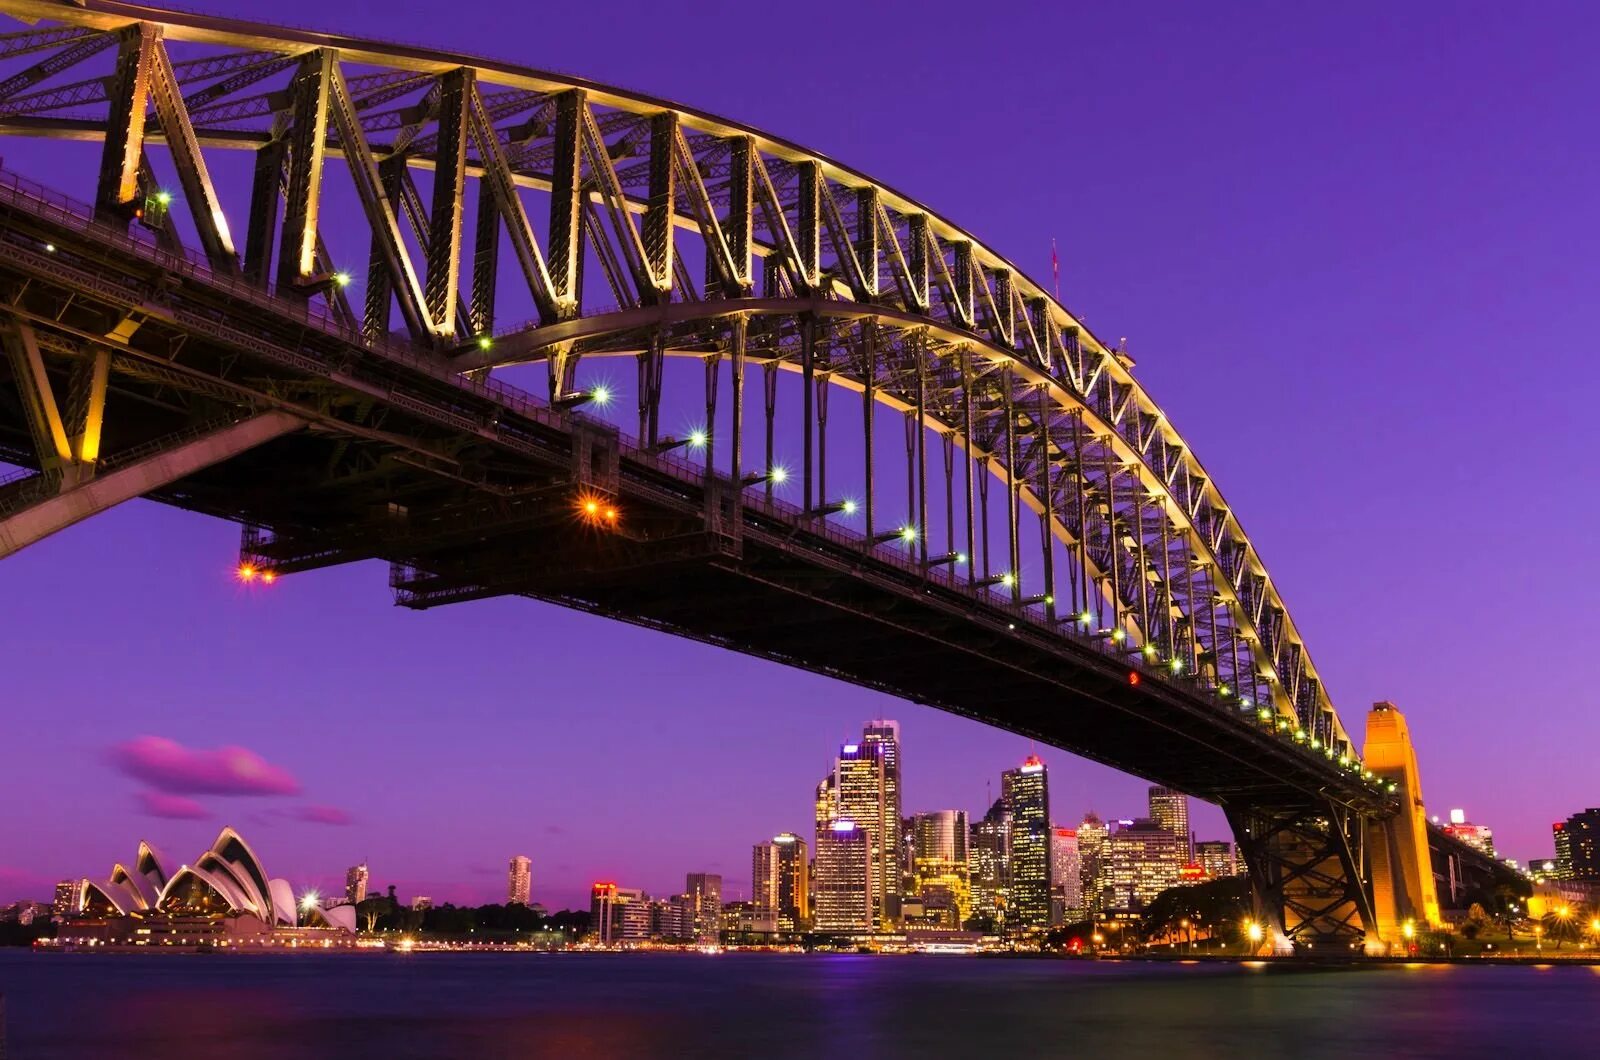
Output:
[[0, 0, 1429, 949]]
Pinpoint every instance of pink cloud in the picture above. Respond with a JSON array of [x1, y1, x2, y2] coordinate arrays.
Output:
[[108, 736, 300, 797], [289, 804, 352, 826], [136, 790, 212, 820]]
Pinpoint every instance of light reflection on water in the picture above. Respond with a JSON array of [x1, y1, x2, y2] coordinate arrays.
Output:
[[2, 951, 1596, 1059]]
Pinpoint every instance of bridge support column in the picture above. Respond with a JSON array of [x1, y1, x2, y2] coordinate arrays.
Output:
[[1227, 799, 1375, 953], [0, 411, 302, 559], [1362, 701, 1441, 950]]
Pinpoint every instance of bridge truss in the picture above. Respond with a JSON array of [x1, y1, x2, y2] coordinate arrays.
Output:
[[0, 0, 1398, 947]]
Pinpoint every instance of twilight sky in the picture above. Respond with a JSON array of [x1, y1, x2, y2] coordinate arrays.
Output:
[[3, 0, 1598, 911]]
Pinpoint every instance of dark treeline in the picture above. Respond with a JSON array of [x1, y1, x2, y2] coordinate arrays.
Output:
[[354, 894, 591, 939]]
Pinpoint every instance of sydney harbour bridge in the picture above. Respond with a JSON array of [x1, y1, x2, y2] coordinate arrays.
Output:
[[0, 1, 1507, 951]]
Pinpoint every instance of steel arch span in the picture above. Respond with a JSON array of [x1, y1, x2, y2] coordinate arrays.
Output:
[[0, 0, 1407, 948]]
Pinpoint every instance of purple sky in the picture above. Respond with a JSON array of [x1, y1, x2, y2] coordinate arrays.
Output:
[[3, 0, 1598, 910]]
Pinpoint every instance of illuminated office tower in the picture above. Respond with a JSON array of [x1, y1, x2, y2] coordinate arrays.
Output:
[[1102, 818, 1186, 911], [1078, 812, 1109, 912], [345, 863, 369, 905], [753, 835, 810, 931], [1050, 827, 1083, 923], [831, 738, 896, 929], [774, 833, 810, 929], [861, 720, 904, 924], [969, 797, 1010, 928], [1195, 840, 1237, 878], [686, 873, 723, 942], [508, 855, 532, 906], [1556, 809, 1600, 880], [911, 810, 970, 927], [1002, 756, 1051, 932], [1148, 786, 1192, 859], [814, 820, 872, 933]]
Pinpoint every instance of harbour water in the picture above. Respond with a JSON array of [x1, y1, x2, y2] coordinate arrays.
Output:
[[1, 950, 1596, 1058]]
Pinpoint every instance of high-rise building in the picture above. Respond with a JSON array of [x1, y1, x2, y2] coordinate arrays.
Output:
[[969, 797, 1010, 927], [1050, 827, 1083, 924], [344, 863, 369, 905], [1148, 786, 1192, 859], [686, 873, 723, 942], [753, 842, 781, 921], [591, 882, 649, 944], [1442, 809, 1496, 857], [814, 820, 873, 933], [1002, 756, 1051, 932], [649, 894, 695, 940], [1195, 840, 1237, 879], [53, 879, 83, 917], [1078, 812, 1108, 913], [910, 810, 970, 927], [412, 896, 433, 912], [1102, 818, 1187, 911], [1555, 809, 1600, 880], [753, 838, 810, 930], [508, 855, 532, 905], [861, 720, 904, 924], [819, 730, 900, 930]]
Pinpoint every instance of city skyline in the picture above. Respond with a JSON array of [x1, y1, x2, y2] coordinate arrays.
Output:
[[3, 0, 1599, 914]]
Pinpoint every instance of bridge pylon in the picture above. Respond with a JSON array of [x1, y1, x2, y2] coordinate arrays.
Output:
[[1362, 701, 1441, 950]]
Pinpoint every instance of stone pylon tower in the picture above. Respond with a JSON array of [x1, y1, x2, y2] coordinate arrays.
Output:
[[1362, 702, 1441, 945]]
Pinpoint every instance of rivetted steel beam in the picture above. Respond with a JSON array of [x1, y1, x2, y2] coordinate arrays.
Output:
[[425, 68, 471, 337], [2, 319, 71, 467], [469, 187, 499, 336], [277, 49, 331, 289], [326, 60, 435, 342], [546, 90, 583, 312], [0, 411, 303, 560], [673, 125, 739, 297], [147, 37, 238, 273], [467, 80, 561, 325], [724, 137, 753, 292], [642, 111, 677, 300], [243, 140, 283, 286], [95, 23, 155, 223]]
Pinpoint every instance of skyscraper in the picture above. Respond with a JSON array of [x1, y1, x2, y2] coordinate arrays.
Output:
[[1556, 809, 1600, 880], [911, 810, 970, 927], [344, 863, 369, 905], [774, 833, 810, 930], [1102, 818, 1187, 911], [1078, 812, 1108, 913], [969, 797, 1010, 928], [1050, 827, 1083, 923], [1195, 840, 1237, 879], [819, 731, 899, 930], [814, 820, 873, 933], [1002, 755, 1051, 932], [861, 720, 904, 924], [686, 872, 722, 943], [508, 855, 532, 905], [753, 837, 809, 930], [1148, 786, 1192, 859]]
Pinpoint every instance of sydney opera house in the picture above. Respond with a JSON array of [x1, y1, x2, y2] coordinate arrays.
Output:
[[60, 826, 357, 948]]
